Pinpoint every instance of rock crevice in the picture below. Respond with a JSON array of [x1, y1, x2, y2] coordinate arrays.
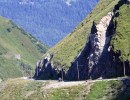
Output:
[[66, 11, 115, 80]]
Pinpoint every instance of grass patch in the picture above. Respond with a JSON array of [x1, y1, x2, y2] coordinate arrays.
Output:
[[51, 85, 84, 100], [111, 3, 130, 61], [28, 84, 85, 100], [86, 80, 123, 100], [0, 79, 49, 100]]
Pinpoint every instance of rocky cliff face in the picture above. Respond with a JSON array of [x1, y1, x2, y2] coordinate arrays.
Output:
[[66, 0, 130, 81], [34, 54, 57, 79], [88, 12, 114, 78], [34, 11, 116, 80], [34, 54, 66, 80], [34, 0, 130, 81], [66, 12, 115, 80]]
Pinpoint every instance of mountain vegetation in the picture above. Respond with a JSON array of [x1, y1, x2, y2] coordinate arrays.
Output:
[[0, 0, 99, 46], [35, 0, 130, 81], [111, 2, 130, 61], [46, 0, 120, 69], [0, 16, 48, 80]]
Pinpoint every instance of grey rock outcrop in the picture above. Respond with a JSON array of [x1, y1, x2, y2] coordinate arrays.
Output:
[[66, 5, 130, 80], [88, 12, 114, 77], [66, 12, 115, 80], [34, 54, 65, 80], [34, 54, 57, 79], [33, 60, 42, 78]]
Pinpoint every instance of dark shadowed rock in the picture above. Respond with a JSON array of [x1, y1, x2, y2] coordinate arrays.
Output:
[[67, 12, 116, 80], [123, 78, 130, 86], [34, 54, 66, 80]]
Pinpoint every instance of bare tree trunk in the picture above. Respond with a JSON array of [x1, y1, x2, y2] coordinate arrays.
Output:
[[22, 69, 24, 77], [77, 61, 79, 81], [62, 68, 63, 81], [31, 69, 32, 78], [22, 65, 24, 77], [123, 60, 125, 76], [37, 66, 38, 77]]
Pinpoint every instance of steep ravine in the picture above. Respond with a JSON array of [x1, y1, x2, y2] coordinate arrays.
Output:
[[34, 0, 130, 81], [66, 11, 115, 80]]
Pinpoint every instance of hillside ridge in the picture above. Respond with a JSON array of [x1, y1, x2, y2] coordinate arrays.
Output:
[[0, 16, 48, 80], [34, 0, 130, 81]]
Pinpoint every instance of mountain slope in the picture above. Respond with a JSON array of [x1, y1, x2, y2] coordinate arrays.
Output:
[[0, 0, 99, 46], [0, 16, 48, 80], [46, 0, 119, 68], [37, 0, 130, 80]]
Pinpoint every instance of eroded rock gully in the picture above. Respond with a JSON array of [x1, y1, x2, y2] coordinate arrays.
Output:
[[67, 3, 130, 80], [66, 11, 115, 80]]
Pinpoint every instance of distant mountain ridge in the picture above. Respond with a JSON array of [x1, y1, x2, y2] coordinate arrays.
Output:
[[0, 0, 99, 46]]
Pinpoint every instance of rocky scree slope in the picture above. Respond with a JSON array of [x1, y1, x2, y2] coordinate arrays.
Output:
[[35, 0, 130, 80], [0, 16, 48, 80]]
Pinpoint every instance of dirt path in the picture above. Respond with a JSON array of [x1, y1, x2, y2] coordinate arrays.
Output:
[[42, 77, 124, 90], [43, 81, 86, 89]]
